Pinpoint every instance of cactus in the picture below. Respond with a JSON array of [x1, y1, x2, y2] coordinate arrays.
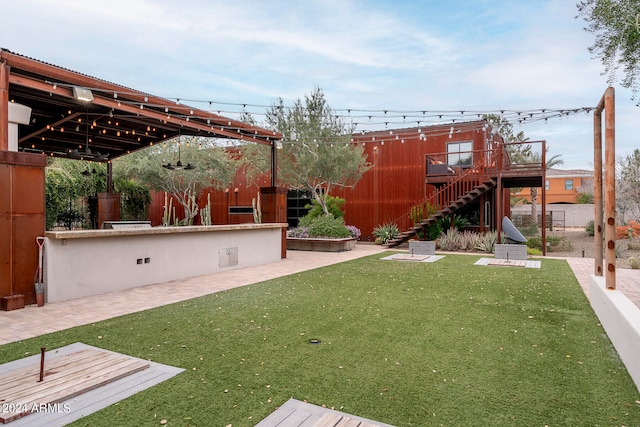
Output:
[[252, 192, 262, 224], [629, 256, 640, 269], [183, 190, 198, 225], [410, 204, 423, 225], [201, 193, 212, 226], [162, 193, 174, 227]]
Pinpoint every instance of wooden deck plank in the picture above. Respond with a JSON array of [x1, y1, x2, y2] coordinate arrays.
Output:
[[1, 351, 126, 396], [0, 349, 149, 424], [1, 359, 149, 422], [0, 349, 103, 386], [256, 399, 391, 427], [313, 412, 343, 427], [487, 259, 527, 267], [1, 352, 142, 399], [276, 409, 314, 426]]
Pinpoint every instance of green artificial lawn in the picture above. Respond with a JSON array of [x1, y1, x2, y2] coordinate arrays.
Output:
[[2, 253, 639, 426]]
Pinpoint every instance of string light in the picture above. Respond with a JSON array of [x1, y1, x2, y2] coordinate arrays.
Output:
[[31, 79, 595, 155]]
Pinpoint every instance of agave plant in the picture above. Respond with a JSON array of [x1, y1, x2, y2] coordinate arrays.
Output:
[[372, 222, 400, 244], [474, 231, 506, 253]]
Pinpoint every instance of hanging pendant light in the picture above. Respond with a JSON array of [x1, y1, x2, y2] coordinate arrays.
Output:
[[69, 108, 108, 161], [163, 127, 195, 170]]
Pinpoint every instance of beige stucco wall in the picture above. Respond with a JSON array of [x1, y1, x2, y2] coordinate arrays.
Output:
[[43, 224, 285, 302]]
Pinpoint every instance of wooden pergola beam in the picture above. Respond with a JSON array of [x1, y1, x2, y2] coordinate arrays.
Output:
[[8, 73, 276, 146]]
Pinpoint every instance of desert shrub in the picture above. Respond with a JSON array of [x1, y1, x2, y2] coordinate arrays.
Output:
[[421, 222, 443, 241], [287, 226, 310, 238], [302, 196, 345, 220], [520, 222, 539, 237], [616, 220, 640, 239], [526, 236, 573, 252], [576, 193, 594, 204], [465, 231, 484, 251], [346, 225, 361, 240], [627, 240, 640, 250], [526, 236, 543, 251], [548, 236, 573, 252], [436, 214, 470, 232], [437, 229, 461, 251], [300, 215, 350, 238], [437, 229, 480, 252], [527, 247, 543, 256], [373, 223, 400, 245], [475, 231, 500, 253], [585, 220, 594, 236], [629, 257, 640, 269]]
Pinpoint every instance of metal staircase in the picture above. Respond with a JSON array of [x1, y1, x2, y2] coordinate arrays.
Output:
[[385, 166, 498, 247]]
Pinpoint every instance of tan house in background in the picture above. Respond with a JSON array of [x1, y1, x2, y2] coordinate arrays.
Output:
[[514, 168, 594, 204]]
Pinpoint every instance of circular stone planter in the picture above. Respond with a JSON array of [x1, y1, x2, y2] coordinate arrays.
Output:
[[286, 237, 356, 252]]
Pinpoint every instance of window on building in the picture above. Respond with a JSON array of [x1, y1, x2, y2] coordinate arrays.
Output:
[[565, 179, 573, 191], [545, 180, 549, 191], [447, 141, 473, 166]]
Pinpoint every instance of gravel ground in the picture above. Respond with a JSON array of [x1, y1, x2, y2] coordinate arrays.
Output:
[[546, 227, 640, 269]]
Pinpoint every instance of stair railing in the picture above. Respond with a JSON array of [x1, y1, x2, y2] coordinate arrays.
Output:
[[389, 149, 501, 234]]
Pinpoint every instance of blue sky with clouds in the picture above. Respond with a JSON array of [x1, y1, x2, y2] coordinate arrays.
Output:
[[1, 0, 637, 169]]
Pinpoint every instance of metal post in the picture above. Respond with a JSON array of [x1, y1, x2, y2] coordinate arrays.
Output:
[[106, 161, 113, 194], [0, 61, 9, 152], [270, 141, 278, 187], [541, 140, 547, 256], [38, 347, 45, 382]]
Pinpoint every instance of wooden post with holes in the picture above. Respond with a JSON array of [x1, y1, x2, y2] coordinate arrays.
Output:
[[594, 87, 615, 289], [594, 96, 604, 276]]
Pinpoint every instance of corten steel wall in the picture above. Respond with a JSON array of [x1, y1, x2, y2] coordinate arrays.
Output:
[[147, 122, 492, 239], [0, 151, 46, 303], [147, 167, 272, 226], [333, 124, 492, 240]]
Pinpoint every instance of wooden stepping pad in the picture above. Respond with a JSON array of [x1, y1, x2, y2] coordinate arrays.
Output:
[[313, 412, 379, 427], [0, 348, 149, 424], [390, 254, 431, 261], [487, 259, 527, 267]]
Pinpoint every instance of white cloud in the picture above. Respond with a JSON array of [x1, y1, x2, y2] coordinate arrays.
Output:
[[1, 0, 637, 169]]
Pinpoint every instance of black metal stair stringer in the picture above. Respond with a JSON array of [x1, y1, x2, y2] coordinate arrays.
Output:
[[385, 178, 497, 247]]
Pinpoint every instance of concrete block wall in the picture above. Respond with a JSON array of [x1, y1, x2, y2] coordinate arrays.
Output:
[[590, 276, 640, 393]]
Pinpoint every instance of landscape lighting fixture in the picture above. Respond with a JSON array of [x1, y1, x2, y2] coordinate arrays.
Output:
[[72, 86, 94, 102]]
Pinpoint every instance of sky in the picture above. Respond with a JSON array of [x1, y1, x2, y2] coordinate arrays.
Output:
[[1, 0, 637, 170]]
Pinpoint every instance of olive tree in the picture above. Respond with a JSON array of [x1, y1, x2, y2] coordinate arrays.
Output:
[[577, 0, 640, 99], [263, 87, 371, 215], [113, 137, 237, 224]]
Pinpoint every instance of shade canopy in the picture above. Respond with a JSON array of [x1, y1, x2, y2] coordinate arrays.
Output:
[[0, 48, 281, 161]]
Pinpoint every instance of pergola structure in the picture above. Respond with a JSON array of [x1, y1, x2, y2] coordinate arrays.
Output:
[[0, 49, 280, 162], [0, 48, 284, 306]]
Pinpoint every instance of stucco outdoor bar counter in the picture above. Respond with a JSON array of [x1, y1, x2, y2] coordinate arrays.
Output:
[[43, 223, 287, 303]]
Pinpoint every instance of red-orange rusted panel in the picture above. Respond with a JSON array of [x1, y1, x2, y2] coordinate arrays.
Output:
[[0, 216, 11, 297], [13, 165, 45, 215], [13, 214, 44, 303], [0, 61, 9, 152], [0, 155, 45, 301], [98, 193, 121, 227], [0, 164, 10, 214]]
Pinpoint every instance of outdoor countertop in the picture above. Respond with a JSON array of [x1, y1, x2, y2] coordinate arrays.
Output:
[[45, 223, 287, 240]]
